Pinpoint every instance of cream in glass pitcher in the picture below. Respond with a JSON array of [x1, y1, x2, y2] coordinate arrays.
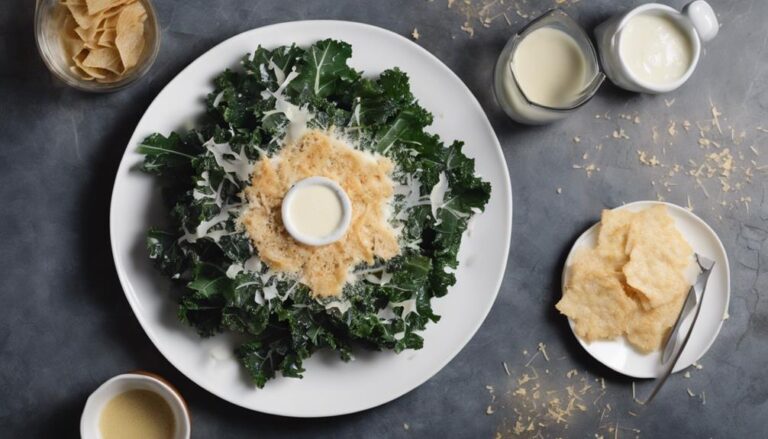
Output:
[[493, 9, 604, 125]]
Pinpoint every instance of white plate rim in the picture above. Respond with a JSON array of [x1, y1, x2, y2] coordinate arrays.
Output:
[[109, 20, 513, 416], [560, 200, 730, 378]]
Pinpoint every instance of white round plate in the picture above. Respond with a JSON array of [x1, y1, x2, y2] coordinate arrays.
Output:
[[561, 201, 729, 379], [110, 21, 513, 416]]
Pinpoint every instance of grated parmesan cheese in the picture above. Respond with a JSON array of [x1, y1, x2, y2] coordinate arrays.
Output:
[[429, 172, 449, 224], [241, 130, 400, 297]]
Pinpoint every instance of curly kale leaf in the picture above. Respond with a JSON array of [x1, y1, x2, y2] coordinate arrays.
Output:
[[348, 68, 414, 126], [289, 39, 360, 99], [147, 229, 189, 278], [138, 132, 198, 176], [235, 289, 353, 388], [429, 141, 491, 296]]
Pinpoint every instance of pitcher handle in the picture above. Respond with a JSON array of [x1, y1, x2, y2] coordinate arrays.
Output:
[[683, 0, 719, 43]]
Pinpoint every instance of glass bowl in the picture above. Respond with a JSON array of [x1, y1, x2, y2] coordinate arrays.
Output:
[[34, 0, 160, 93]]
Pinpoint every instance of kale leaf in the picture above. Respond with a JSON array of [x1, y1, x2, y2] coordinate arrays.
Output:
[[289, 40, 360, 99]]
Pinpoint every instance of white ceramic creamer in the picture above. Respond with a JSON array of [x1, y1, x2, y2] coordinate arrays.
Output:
[[594, 0, 718, 94]]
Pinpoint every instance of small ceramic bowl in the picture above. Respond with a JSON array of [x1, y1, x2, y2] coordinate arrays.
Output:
[[34, 0, 161, 93], [281, 176, 352, 246], [80, 372, 191, 439]]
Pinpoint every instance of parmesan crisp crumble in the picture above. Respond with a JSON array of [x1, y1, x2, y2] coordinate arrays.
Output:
[[242, 130, 400, 297]]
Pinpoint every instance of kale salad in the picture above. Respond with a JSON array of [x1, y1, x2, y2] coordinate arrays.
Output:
[[139, 39, 491, 387]]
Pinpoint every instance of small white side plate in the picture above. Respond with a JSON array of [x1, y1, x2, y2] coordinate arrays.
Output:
[[561, 201, 730, 378]]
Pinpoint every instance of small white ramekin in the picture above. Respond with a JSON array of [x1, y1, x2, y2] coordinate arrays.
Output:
[[281, 176, 352, 246], [80, 372, 191, 439]]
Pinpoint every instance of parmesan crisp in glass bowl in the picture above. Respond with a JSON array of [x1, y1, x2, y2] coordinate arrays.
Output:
[[34, 0, 160, 93]]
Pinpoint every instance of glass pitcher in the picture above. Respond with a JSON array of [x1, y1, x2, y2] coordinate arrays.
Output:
[[493, 9, 605, 125]]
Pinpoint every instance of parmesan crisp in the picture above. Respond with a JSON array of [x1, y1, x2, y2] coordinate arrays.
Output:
[[557, 206, 693, 353], [623, 205, 692, 309], [59, 0, 148, 82], [595, 208, 634, 270], [242, 130, 400, 297], [556, 249, 639, 342], [626, 291, 687, 352]]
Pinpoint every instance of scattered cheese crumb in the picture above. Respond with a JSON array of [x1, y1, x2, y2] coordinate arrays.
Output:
[[631, 381, 643, 405], [638, 150, 661, 166], [518, 372, 534, 385], [411, 28, 420, 40], [460, 22, 475, 37], [538, 342, 550, 361], [668, 121, 677, 136], [612, 128, 630, 139], [711, 102, 723, 134], [556, 187, 563, 194]]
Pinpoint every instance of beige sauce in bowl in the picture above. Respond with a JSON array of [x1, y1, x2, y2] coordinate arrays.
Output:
[[99, 389, 175, 439]]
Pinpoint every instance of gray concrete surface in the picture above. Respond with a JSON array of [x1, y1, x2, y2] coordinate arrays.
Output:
[[1, 0, 766, 437]]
